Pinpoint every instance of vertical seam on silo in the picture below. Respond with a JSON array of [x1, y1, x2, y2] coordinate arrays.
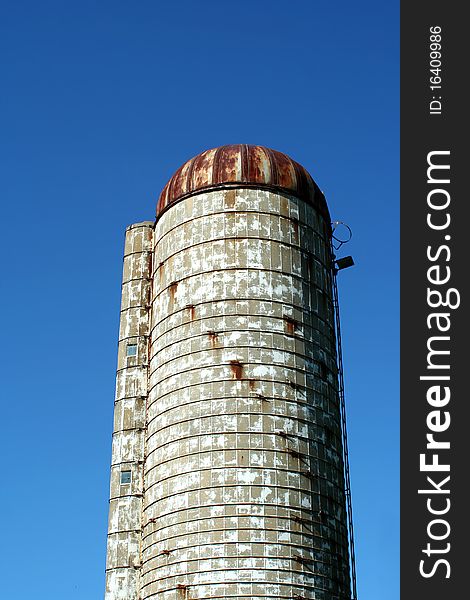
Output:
[[241, 144, 249, 183], [265, 147, 279, 187], [211, 146, 224, 185], [139, 224, 154, 599]]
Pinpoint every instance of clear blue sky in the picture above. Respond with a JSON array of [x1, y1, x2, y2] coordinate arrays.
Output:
[[0, 1, 399, 598]]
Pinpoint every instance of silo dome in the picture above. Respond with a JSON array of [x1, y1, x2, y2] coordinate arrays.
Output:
[[157, 144, 330, 221]]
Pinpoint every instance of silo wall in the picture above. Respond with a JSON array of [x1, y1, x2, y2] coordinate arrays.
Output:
[[141, 188, 350, 600]]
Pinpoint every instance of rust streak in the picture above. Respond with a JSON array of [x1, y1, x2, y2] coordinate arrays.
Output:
[[176, 584, 189, 600], [185, 304, 195, 320], [168, 281, 178, 302], [284, 316, 296, 335], [229, 359, 243, 380], [207, 330, 219, 348]]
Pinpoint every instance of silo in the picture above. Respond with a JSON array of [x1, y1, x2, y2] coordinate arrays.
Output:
[[105, 222, 153, 599], [105, 145, 353, 600]]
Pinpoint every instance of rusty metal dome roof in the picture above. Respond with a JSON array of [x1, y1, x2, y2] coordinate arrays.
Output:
[[157, 144, 329, 220]]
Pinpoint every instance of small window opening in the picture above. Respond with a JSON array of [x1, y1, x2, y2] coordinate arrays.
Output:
[[126, 344, 137, 357], [120, 470, 132, 484]]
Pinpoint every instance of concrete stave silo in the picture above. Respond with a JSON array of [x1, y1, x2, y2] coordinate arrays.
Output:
[[105, 145, 353, 600]]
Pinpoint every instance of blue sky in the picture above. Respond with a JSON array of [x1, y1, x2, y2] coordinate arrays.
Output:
[[0, 1, 398, 598]]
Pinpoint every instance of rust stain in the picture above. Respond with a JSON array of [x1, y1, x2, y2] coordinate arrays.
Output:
[[168, 281, 178, 301], [283, 316, 296, 335], [224, 189, 236, 209], [249, 145, 267, 183], [215, 145, 241, 183], [275, 149, 296, 188], [192, 148, 217, 189], [229, 359, 243, 380], [207, 330, 219, 347], [158, 261, 165, 283], [248, 378, 256, 391], [146, 253, 153, 275], [176, 584, 189, 600], [185, 304, 195, 320], [145, 284, 152, 308]]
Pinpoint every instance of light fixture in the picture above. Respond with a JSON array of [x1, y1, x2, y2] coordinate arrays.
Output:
[[335, 256, 355, 271]]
